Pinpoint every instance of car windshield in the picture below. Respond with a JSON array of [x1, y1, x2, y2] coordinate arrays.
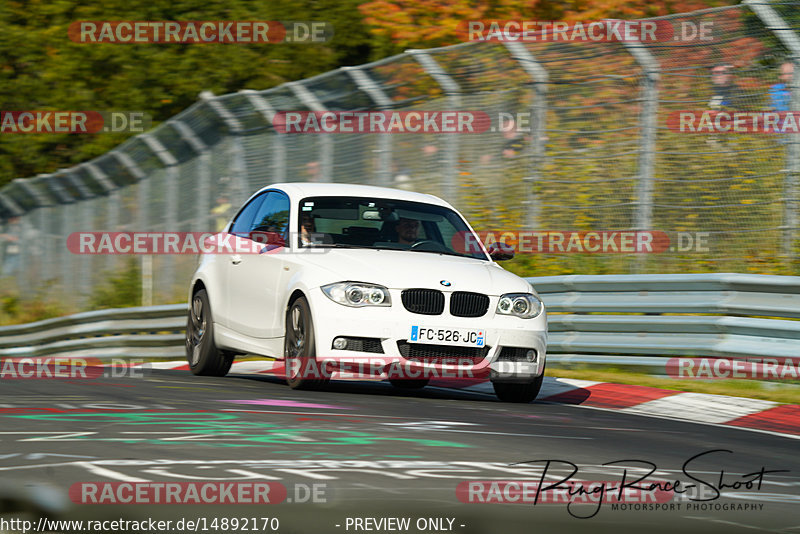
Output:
[[297, 196, 487, 260]]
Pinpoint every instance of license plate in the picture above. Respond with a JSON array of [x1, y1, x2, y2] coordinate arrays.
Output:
[[409, 326, 485, 347]]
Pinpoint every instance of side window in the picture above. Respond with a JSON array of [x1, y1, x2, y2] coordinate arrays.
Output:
[[250, 192, 290, 243], [229, 194, 266, 235]]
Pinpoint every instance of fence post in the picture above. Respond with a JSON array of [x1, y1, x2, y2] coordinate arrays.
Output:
[[622, 38, 659, 273], [344, 66, 394, 187], [83, 163, 117, 274], [112, 150, 149, 305], [408, 50, 461, 204], [288, 82, 333, 182], [240, 89, 287, 182], [503, 42, 548, 230], [171, 120, 211, 229], [141, 133, 178, 302], [623, 40, 660, 232], [745, 0, 800, 263], [200, 91, 249, 203], [21, 177, 53, 284], [0, 193, 24, 295], [62, 170, 95, 302], [42, 176, 73, 297]]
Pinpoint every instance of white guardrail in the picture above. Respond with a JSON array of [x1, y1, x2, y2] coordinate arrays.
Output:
[[1, 274, 798, 371]]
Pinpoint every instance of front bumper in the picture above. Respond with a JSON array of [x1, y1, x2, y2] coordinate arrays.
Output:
[[306, 288, 547, 382]]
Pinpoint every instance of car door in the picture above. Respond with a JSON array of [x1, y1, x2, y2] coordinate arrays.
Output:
[[213, 192, 265, 327], [226, 190, 290, 339]]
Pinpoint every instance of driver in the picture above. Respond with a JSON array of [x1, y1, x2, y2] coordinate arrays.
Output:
[[395, 217, 419, 245], [300, 212, 316, 246]]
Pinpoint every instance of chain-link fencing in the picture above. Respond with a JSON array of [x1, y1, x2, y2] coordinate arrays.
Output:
[[0, 1, 798, 310]]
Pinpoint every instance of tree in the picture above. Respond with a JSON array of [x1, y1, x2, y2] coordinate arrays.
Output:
[[0, 0, 383, 185]]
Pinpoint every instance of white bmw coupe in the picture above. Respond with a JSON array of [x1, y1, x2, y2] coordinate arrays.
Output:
[[186, 183, 547, 402]]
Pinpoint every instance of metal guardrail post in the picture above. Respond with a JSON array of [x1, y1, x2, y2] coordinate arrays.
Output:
[[171, 120, 211, 229], [503, 42, 548, 230], [344, 67, 394, 187], [240, 89, 287, 182], [288, 82, 333, 182], [745, 0, 800, 262], [200, 91, 249, 203], [408, 50, 461, 204], [141, 133, 178, 302]]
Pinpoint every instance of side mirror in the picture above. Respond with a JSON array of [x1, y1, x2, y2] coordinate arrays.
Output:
[[249, 230, 285, 247], [488, 242, 515, 261]]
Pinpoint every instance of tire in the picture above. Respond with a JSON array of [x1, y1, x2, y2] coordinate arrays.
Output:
[[186, 289, 234, 376], [390, 378, 430, 389], [492, 372, 544, 403], [284, 296, 327, 389]]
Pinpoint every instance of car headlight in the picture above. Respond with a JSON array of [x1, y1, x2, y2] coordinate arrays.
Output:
[[322, 282, 392, 307], [496, 293, 543, 319]]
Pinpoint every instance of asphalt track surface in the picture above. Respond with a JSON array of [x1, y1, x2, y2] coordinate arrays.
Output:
[[0, 368, 798, 534]]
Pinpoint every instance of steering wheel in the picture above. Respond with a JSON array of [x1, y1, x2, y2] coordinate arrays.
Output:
[[410, 240, 449, 252]]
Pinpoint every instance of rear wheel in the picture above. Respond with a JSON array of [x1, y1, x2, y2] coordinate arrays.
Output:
[[284, 296, 327, 389], [492, 372, 544, 403], [186, 289, 234, 376]]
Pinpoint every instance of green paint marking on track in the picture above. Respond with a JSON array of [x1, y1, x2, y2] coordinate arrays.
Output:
[[7, 412, 471, 448]]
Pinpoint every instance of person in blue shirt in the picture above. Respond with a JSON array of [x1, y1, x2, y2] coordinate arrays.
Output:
[[769, 61, 793, 112]]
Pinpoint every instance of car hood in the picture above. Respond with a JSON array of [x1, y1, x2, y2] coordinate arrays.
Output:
[[295, 249, 531, 295]]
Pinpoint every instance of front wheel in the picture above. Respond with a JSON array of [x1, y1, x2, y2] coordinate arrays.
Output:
[[284, 296, 327, 389], [186, 289, 234, 376], [492, 372, 544, 403]]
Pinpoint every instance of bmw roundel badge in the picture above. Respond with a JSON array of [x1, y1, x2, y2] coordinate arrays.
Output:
[[440, 280, 451, 287]]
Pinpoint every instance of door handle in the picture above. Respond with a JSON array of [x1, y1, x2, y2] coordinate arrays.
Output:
[[231, 255, 242, 265]]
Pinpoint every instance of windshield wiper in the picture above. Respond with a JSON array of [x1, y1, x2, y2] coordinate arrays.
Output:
[[304, 243, 399, 251], [406, 248, 487, 260]]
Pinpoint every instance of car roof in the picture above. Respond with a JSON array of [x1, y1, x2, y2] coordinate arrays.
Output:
[[257, 182, 453, 208]]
